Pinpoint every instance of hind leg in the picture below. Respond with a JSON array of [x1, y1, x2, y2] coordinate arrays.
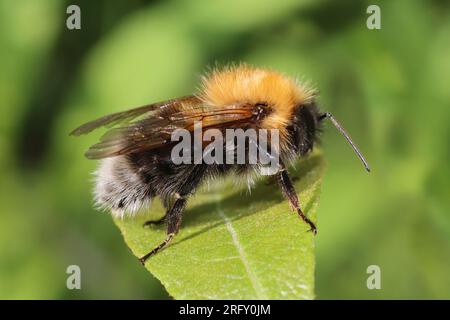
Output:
[[143, 214, 166, 227], [142, 199, 170, 227], [139, 195, 187, 264], [139, 165, 206, 264]]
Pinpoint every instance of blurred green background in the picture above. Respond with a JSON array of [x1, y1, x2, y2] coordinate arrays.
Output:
[[1, 0, 449, 299]]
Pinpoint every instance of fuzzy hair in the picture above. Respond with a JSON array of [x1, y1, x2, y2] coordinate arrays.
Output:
[[92, 64, 319, 217], [94, 157, 152, 218], [199, 64, 316, 149]]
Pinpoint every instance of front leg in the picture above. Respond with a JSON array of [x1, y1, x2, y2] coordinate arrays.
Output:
[[276, 167, 317, 235]]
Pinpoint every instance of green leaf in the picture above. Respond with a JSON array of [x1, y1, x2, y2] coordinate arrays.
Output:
[[114, 152, 325, 299]]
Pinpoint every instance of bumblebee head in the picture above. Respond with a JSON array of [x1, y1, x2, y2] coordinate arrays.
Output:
[[289, 101, 371, 172], [289, 101, 322, 156]]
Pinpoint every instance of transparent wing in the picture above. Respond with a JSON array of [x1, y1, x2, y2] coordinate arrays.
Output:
[[70, 96, 197, 136], [77, 98, 255, 159]]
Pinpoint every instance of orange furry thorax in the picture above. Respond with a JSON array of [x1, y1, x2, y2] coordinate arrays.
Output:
[[198, 64, 315, 139]]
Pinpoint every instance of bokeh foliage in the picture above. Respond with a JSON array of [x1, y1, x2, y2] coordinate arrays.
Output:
[[0, 0, 449, 299]]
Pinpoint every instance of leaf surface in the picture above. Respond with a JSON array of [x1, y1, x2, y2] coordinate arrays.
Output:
[[114, 153, 325, 299]]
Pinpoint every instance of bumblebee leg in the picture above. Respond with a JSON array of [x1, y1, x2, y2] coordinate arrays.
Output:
[[139, 165, 206, 264], [276, 167, 317, 235], [143, 214, 166, 227], [264, 175, 278, 186], [143, 200, 170, 227], [139, 197, 187, 264]]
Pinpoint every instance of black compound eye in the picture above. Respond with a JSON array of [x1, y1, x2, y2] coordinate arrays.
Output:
[[292, 103, 319, 155]]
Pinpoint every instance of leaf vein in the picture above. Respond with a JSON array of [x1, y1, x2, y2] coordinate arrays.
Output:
[[215, 202, 268, 299]]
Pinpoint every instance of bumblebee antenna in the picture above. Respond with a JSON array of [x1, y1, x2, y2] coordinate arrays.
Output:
[[319, 112, 371, 172]]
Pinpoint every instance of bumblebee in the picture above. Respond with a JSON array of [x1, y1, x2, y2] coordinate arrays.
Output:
[[72, 64, 370, 264]]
